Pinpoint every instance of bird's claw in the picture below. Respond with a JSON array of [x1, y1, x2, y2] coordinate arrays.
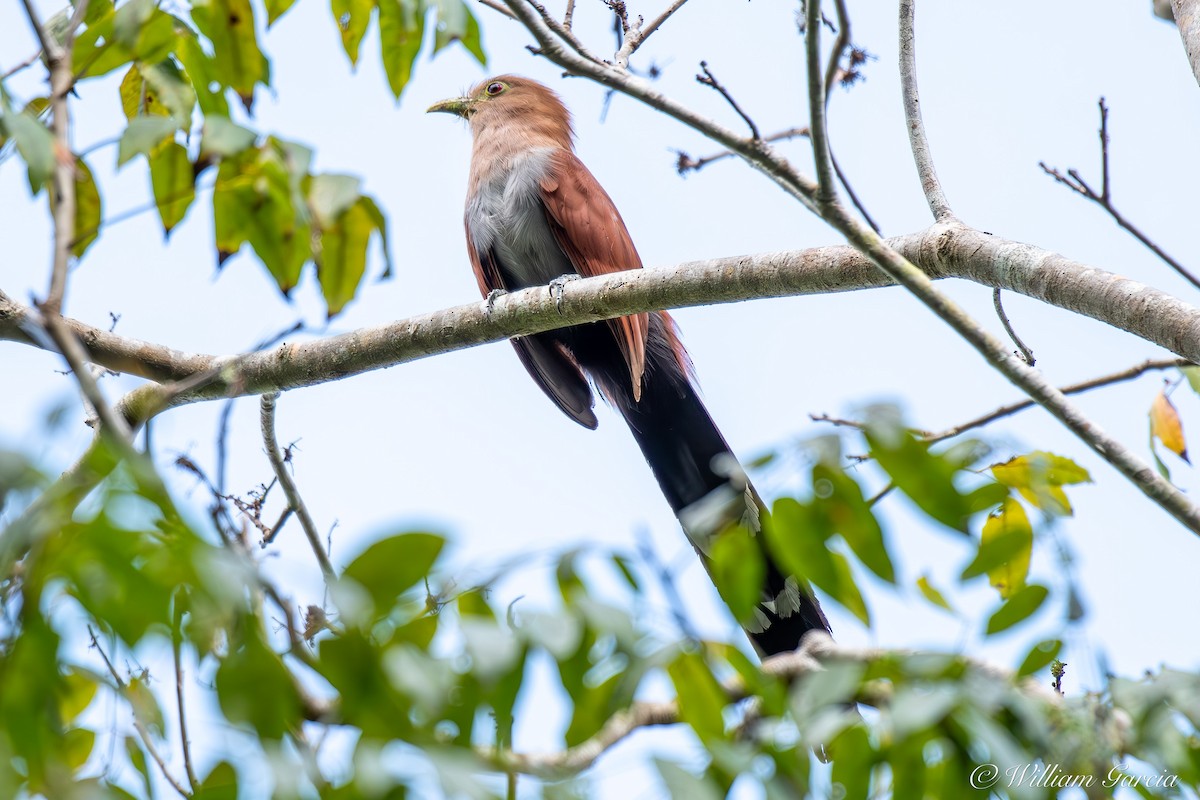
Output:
[[483, 288, 507, 317], [548, 273, 581, 314]]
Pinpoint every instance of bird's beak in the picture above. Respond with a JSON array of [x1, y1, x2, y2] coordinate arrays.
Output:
[[426, 96, 475, 118]]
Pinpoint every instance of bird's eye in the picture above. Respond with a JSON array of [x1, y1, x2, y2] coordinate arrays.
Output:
[[485, 81, 505, 96]]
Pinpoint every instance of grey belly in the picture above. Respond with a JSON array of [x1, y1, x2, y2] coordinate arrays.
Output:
[[467, 153, 575, 288]]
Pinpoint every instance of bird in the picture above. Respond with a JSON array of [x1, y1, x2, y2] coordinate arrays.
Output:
[[428, 75, 831, 656]]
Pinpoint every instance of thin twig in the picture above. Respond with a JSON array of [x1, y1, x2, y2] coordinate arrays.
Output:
[[925, 358, 1192, 443], [898, 0, 954, 221], [171, 603, 199, 791], [41, 314, 132, 440], [1, 50, 42, 80], [88, 626, 193, 799], [830, 149, 881, 233], [477, 0, 517, 19], [614, 0, 689, 67], [563, 0, 576, 29], [696, 61, 760, 140], [260, 393, 337, 584], [992, 288, 1035, 366], [823, 0, 852, 104], [1039, 99, 1200, 291], [675, 126, 809, 175]]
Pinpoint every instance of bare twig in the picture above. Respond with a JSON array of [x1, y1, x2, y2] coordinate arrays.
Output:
[[171, 603, 199, 791], [89, 626, 192, 799], [926, 357, 1192, 443], [477, 0, 517, 19], [696, 62, 760, 140], [1, 51, 42, 80], [260, 393, 337, 584], [563, 0, 576, 29], [41, 314, 132, 441], [1170, 0, 1200, 89], [675, 126, 809, 175], [823, 0, 852, 103], [992, 288, 1036, 366], [1039, 99, 1200, 291], [614, 0, 689, 67], [899, 0, 954, 221], [830, 149, 881, 233]]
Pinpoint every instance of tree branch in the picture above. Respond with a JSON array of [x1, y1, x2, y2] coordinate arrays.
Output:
[[1171, 0, 1200, 89], [482, 631, 1062, 780], [260, 393, 337, 585], [899, 0, 954, 221], [5, 226, 1200, 404]]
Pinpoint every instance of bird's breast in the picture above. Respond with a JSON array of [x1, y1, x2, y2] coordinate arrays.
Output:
[[466, 147, 574, 288]]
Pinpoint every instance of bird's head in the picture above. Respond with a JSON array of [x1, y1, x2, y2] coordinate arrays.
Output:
[[427, 75, 574, 146]]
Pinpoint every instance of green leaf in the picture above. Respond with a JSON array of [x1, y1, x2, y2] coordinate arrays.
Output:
[[655, 759, 723, 800], [990, 451, 1092, 516], [432, 0, 486, 64], [149, 141, 196, 236], [215, 631, 301, 739], [317, 196, 379, 316], [339, 532, 445, 619], [984, 583, 1049, 635], [3, 105, 56, 191], [201, 115, 257, 158], [1017, 638, 1062, 677], [765, 498, 869, 625], [113, 0, 176, 61], [1181, 365, 1200, 396], [916, 574, 955, 614], [667, 650, 727, 743], [976, 498, 1032, 599], [62, 727, 95, 771], [708, 525, 765, 625], [829, 724, 873, 800], [177, 32, 232, 117], [815, 463, 895, 583], [141, 60, 197, 124], [69, 157, 103, 258], [59, 669, 100, 722], [195, 761, 239, 800], [865, 417, 1000, 533], [211, 146, 309, 286], [117, 116, 178, 167], [308, 173, 363, 228], [331, 0, 374, 65], [126, 674, 165, 739], [378, 0, 425, 99], [359, 195, 393, 278], [191, 0, 270, 111], [265, 0, 299, 26], [124, 736, 152, 798]]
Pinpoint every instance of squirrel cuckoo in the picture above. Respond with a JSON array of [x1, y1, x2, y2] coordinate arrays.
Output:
[[428, 75, 831, 655]]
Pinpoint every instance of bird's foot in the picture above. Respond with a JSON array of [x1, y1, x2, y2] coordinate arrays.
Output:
[[483, 288, 507, 317], [548, 273, 581, 314]]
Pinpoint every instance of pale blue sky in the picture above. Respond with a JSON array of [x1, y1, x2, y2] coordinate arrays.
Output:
[[1, 0, 1196, 796]]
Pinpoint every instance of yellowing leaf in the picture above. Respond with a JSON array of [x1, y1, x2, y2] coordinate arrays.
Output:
[[1151, 389, 1189, 463], [990, 451, 1092, 516], [980, 498, 1032, 600], [916, 574, 955, 614]]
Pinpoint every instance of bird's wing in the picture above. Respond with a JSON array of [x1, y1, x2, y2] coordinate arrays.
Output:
[[539, 149, 649, 401], [466, 223, 599, 429]]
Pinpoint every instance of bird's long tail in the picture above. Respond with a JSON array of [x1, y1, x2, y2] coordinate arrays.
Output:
[[602, 315, 832, 656]]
